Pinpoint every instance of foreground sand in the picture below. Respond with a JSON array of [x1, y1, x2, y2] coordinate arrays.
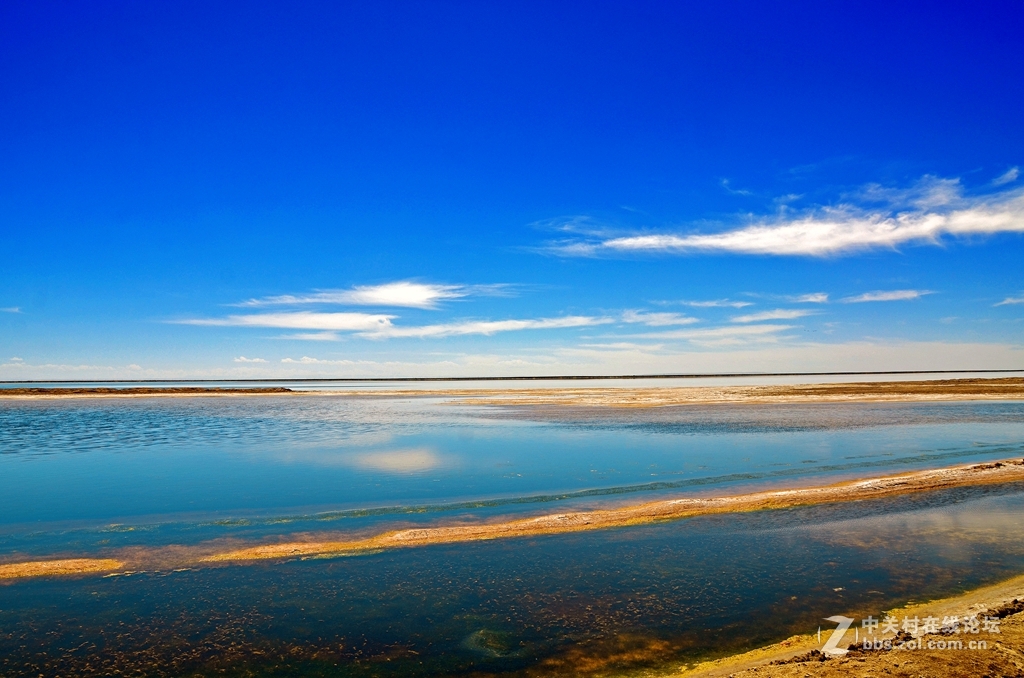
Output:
[[670, 573, 1024, 677]]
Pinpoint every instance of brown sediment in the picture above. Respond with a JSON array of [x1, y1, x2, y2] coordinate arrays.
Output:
[[203, 458, 1024, 564], [435, 377, 1024, 408], [670, 571, 1024, 677], [0, 558, 124, 580], [0, 387, 292, 398]]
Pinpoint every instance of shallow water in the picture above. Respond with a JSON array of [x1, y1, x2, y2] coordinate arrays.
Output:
[[1, 396, 1023, 675]]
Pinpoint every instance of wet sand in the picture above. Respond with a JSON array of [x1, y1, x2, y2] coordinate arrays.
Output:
[[2, 377, 1022, 405]]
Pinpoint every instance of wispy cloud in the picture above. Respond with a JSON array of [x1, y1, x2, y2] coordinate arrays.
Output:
[[791, 293, 828, 303], [731, 309, 814, 323], [675, 299, 753, 308], [362, 316, 612, 339], [235, 281, 510, 309], [547, 176, 1024, 257], [176, 312, 396, 331], [841, 290, 931, 303], [233, 356, 267, 363], [995, 294, 1024, 306], [993, 167, 1019, 186], [630, 325, 790, 348], [720, 178, 753, 196], [621, 310, 699, 326], [282, 356, 359, 365], [0, 307, 21, 313], [177, 308, 613, 340]]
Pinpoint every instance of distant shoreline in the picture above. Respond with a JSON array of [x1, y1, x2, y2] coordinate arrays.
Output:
[[2, 377, 1023, 406], [1, 368, 1022, 385]]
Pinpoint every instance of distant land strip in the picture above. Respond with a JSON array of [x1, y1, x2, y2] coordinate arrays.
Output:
[[1, 368, 1022, 384], [3, 377, 1024, 404]]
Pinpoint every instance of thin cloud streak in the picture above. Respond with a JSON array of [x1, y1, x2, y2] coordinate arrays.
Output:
[[621, 310, 700, 326], [176, 312, 396, 331], [676, 299, 753, 308], [841, 290, 931, 303], [995, 294, 1024, 306], [235, 281, 511, 309], [632, 323, 795, 340], [0, 307, 21, 313], [549, 177, 1024, 257], [179, 310, 609, 340], [362, 316, 612, 339], [731, 309, 813, 323], [993, 167, 1019, 186]]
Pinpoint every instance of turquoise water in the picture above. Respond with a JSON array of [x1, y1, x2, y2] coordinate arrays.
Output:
[[1, 395, 1023, 675]]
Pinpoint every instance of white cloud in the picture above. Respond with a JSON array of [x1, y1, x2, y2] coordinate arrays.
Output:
[[280, 332, 342, 341], [235, 281, 508, 309], [841, 290, 931, 303], [233, 356, 267, 363], [550, 177, 1024, 257], [0, 307, 21, 313], [621, 310, 700, 326], [994, 167, 1019, 186], [281, 356, 358, 365], [362, 315, 612, 339], [677, 299, 753, 308], [731, 309, 814, 323], [634, 323, 795, 342], [995, 294, 1024, 306], [176, 312, 395, 331], [792, 293, 829, 303]]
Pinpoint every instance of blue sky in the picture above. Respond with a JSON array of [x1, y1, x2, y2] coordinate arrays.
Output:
[[2, 1, 1023, 379]]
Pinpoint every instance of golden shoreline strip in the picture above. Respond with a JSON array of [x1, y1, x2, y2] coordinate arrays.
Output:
[[203, 458, 1024, 563], [1, 377, 1023, 405], [0, 558, 124, 580]]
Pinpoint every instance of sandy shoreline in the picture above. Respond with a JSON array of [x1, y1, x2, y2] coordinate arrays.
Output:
[[2, 377, 1023, 406], [671, 572, 1024, 677]]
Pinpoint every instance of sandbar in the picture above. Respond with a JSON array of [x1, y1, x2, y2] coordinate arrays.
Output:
[[0, 558, 125, 580], [203, 458, 1024, 563]]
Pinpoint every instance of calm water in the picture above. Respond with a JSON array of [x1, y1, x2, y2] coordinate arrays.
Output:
[[1, 395, 1023, 675]]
